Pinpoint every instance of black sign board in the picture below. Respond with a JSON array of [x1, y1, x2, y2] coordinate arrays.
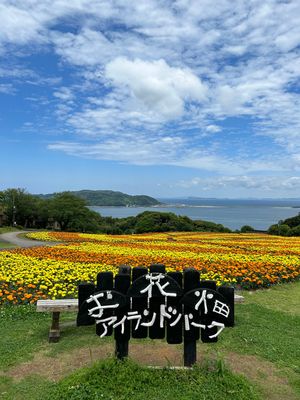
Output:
[[77, 264, 234, 366]]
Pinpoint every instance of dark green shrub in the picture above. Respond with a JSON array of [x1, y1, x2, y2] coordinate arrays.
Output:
[[240, 225, 255, 233]]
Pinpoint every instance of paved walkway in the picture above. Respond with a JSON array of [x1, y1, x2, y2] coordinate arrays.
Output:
[[0, 231, 58, 248]]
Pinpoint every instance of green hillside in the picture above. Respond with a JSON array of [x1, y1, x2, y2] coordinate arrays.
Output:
[[40, 190, 162, 207], [268, 212, 300, 236]]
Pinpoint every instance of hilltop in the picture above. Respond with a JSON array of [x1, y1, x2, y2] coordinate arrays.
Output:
[[39, 190, 162, 207]]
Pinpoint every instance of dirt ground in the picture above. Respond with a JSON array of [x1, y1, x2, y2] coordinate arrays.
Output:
[[3, 342, 298, 400]]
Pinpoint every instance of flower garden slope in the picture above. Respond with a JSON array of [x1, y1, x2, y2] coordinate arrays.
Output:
[[0, 232, 299, 305]]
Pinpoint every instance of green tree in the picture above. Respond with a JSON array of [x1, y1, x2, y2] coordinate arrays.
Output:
[[268, 223, 291, 236], [67, 208, 103, 233], [194, 220, 230, 233], [268, 224, 279, 235], [268, 214, 300, 236], [240, 225, 255, 233], [48, 192, 102, 232], [0, 188, 41, 227], [278, 224, 291, 236], [290, 225, 300, 236], [134, 212, 197, 233], [282, 213, 300, 228], [0, 203, 6, 226]]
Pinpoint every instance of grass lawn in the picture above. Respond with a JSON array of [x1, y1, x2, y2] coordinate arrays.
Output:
[[0, 242, 17, 249], [0, 282, 299, 400], [0, 227, 19, 249], [0, 227, 19, 234]]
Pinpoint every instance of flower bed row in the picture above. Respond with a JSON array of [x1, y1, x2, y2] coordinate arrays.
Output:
[[0, 231, 299, 305]]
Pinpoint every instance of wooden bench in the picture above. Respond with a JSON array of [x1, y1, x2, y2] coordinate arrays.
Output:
[[37, 294, 245, 343], [37, 299, 78, 342]]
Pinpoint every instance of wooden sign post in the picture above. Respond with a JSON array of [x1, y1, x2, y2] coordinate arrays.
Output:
[[77, 264, 234, 367]]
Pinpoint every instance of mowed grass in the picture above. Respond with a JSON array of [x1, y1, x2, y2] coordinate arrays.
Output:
[[46, 358, 259, 400], [243, 282, 300, 315], [0, 227, 19, 234], [0, 227, 19, 249], [0, 242, 17, 249], [1, 358, 259, 400], [0, 281, 299, 400]]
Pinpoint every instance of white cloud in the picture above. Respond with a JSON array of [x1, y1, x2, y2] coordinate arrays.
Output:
[[178, 176, 300, 192], [0, 83, 16, 94], [53, 87, 74, 102], [51, 29, 115, 67], [1, 0, 300, 183], [105, 58, 207, 119], [275, 27, 300, 52], [47, 136, 289, 176], [205, 125, 221, 133], [48, 135, 185, 165], [0, 3, 45, 45]]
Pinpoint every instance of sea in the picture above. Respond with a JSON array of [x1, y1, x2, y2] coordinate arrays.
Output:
[[89, 198, 300, 231]]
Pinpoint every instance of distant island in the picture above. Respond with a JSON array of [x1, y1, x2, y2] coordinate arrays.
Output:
[[39, 190, 162, 207]]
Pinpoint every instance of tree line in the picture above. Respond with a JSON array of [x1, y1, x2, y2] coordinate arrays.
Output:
[[4, 188, 298, 236], [0, 188, 101, 232], [0, 188, 231, 234], [268, 214, 300, 236]]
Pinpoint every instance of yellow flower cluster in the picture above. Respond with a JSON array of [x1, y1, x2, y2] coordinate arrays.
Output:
[[0, 231, 299, 305], [0, 251, 119, 304], [26, 231, 61, 242]]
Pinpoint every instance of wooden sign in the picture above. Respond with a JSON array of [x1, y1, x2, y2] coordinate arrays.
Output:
[[77, 264, 234, 366]]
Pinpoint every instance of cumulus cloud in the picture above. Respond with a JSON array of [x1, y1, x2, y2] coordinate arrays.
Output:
[[105, 58, 207, 119], [0, 3, 45, 45]]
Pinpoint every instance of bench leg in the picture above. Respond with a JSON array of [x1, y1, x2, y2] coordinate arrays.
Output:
[[49, 312, 60, 343]]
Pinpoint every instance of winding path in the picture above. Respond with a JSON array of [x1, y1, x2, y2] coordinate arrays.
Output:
[[0, 231, 57, 248]]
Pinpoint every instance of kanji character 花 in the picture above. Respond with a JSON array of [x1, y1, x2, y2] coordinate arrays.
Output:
[[140, 273, 177, 298]]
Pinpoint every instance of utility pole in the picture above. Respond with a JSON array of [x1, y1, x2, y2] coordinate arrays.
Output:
[[12, 193, 16, 227]]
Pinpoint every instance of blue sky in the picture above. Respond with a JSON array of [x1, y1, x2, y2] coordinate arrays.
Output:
[[1, 0, 300, 198]]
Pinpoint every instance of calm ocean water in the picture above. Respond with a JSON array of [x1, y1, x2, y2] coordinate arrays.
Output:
[[89, 198, 300, 231]]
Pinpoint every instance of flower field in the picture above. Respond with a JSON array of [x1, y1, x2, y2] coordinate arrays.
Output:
[[0, 231, 299, 305]]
